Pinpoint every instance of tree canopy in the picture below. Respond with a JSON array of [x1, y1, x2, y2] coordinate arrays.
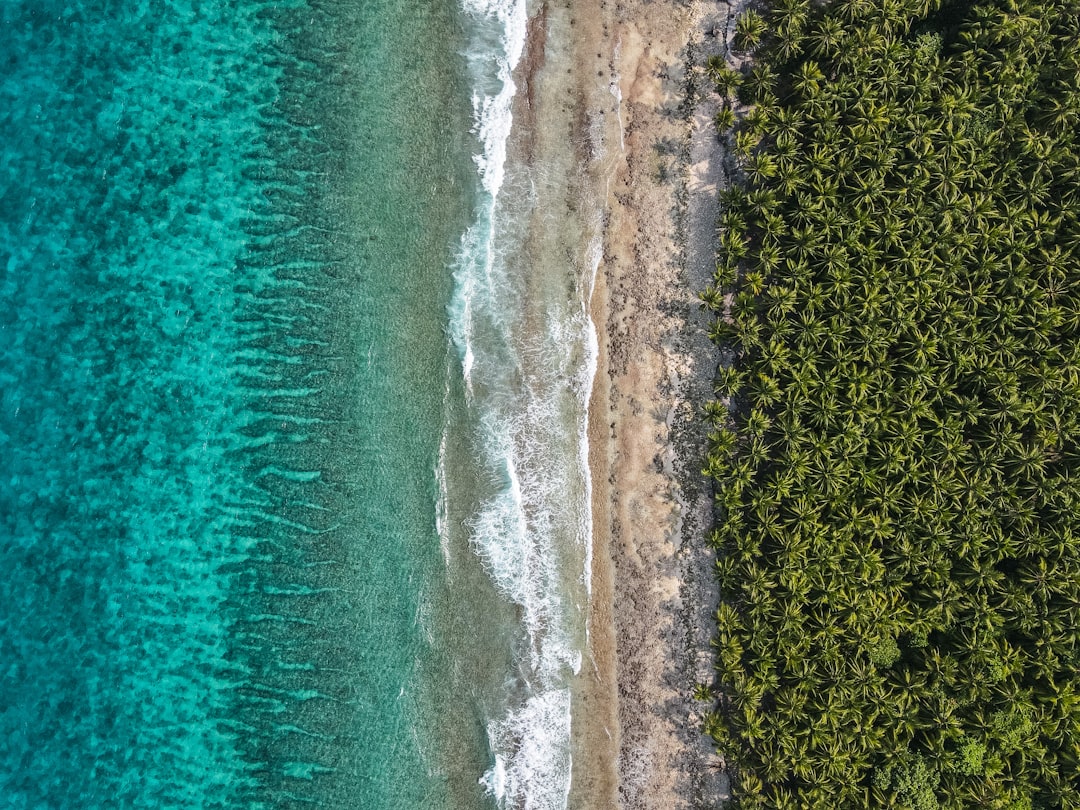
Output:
[[701, 0, 1080, 807]]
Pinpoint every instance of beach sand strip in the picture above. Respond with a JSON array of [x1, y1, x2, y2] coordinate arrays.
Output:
[[573, 0, 749, 807]]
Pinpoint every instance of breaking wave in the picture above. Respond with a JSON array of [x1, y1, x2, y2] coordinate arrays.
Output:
[[442, 0, 601, 807]]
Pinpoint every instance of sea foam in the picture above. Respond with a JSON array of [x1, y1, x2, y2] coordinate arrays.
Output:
[[480, 687, 573, 810]]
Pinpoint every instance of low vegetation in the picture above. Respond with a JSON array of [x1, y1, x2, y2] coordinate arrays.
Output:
[[700, 0, 1080, 807]]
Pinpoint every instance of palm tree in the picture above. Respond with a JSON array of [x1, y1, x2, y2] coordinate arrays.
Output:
[[698, 285, 724, 312], [793, 61, 825, 98], [734, 10, 767, 53], [714, 105, 737, 133], [806, 16, 846, 60], [746, 152, 777, 185], [741, 63, 777, 105], [708, 59, 743, 98]]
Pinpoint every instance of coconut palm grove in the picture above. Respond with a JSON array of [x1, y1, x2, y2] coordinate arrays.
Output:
[[699, 0, 1080, 807]]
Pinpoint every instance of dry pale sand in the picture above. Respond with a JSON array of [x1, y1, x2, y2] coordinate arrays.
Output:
[[570, 0, 749, 808], [580, 1, 725, 806]]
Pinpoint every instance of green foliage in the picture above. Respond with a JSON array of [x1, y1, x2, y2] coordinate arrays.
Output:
[[955, 737, 986, 776], [891, 755, 942, 810], [908, 626, 930, 648], [914, 31, 943, 61], [700, 0, 1080, 807], [868, 635, 901, 668], [989, 705, 1037, 752]]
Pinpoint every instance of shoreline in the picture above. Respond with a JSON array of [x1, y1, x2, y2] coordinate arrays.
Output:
[[500, 0, 737, 805]]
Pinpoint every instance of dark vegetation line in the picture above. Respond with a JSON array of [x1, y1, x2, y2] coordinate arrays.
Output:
[[697, 0, 1080, 807]]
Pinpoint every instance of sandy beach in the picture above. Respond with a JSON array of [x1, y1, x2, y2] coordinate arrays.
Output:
[[563, 0, 742, 807], [577, 0, 733, 806]]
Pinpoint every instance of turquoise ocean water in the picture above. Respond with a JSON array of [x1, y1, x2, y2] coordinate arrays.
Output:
[[0, 0, 596, 807]]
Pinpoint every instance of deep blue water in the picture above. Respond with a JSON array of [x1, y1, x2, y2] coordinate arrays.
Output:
[[0, 1, 483, 807]]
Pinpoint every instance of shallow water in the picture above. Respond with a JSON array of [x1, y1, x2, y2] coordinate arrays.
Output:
[[0, 1, 598, 807]]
